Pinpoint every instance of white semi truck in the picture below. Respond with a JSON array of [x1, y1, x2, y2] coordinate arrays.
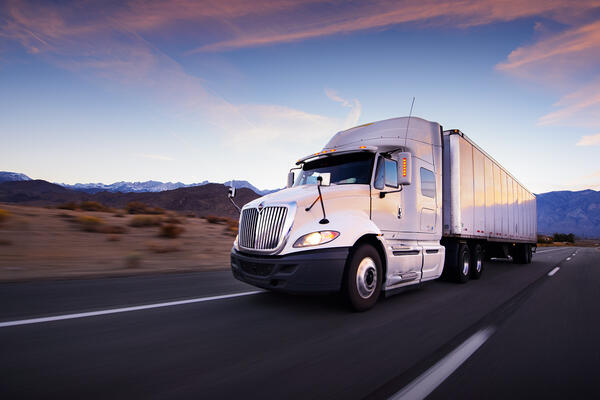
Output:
[[229, 117, 537, 311]]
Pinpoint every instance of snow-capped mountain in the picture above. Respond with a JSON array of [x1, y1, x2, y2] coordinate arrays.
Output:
[[0, 171, 31, 183], [60, 179, 280, 195], [60, 180, 210, 194]]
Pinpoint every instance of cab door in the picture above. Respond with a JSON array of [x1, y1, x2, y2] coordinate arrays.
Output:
[[370, 155, 402, 231], [371, 154, 422, 286]]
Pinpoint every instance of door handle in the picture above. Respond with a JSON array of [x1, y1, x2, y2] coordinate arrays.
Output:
[[398, 206, 402, 219]]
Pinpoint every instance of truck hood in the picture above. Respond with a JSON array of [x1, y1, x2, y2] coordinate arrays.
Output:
[[244, 184, 369, 209]]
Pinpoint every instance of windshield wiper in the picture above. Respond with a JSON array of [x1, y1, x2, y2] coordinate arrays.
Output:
[[305, 176, 329, 224]]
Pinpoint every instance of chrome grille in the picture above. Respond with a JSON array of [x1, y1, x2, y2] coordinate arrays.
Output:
[[239, 206, 288, 250]]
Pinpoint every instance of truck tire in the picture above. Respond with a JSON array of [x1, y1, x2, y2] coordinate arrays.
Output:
[[344, 244, 382, 312], [470, 244, 484, 280], [513, 244, 529, 264], [454, 244, 471, 283], [525, 244, 533, 264]]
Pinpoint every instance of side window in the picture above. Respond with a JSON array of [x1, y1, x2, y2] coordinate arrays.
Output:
[[384, 159, 398, 188], [420, 168, 436, 198], [374, 157, 385, 190]]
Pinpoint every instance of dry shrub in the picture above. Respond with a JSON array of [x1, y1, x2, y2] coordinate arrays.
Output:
[[80, 201, 111, 212], [147, 241, 181, 253], [125, 253, 141, 268], [113, 210, 126, 218], [0, 208, 11, 224], [58, 202, 78, 210], [77, 215, 104, 232], [185, 212, 196, 218], [126, 201, 164, 215], [129, 215, 163, 227], [204, 215, 230, 224], [159, 223, 185, 239], [225, 220, 238, 237]]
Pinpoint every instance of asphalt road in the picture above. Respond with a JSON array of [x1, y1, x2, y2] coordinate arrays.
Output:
[[1, 247, 598, 399]]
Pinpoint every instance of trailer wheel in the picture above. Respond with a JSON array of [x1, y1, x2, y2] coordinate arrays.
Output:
[[525, 244, 533, 264], [512, 244, 529, 264], [470, 244, 484, 280], [344, 244, 382, 312], [454, 244, 471, 283]]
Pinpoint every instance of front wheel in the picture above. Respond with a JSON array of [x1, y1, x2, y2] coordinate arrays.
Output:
[[344, 244, 382, 312]]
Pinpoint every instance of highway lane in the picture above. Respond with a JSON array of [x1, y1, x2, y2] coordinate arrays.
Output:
[[428, 246, 600, 399], [0, 247, 594, 399]]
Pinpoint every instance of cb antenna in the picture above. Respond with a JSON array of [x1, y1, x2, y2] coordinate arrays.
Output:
[[405, 97, 415, 140]]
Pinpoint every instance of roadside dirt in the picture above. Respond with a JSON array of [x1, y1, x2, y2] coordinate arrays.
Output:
[[0, 203, 236, 282]]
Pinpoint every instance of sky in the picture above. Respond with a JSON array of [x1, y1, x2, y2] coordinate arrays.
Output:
[[1, 0, 599, 193]]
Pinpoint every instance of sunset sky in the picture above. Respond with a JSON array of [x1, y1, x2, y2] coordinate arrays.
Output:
[[1, 0, 599, 192]]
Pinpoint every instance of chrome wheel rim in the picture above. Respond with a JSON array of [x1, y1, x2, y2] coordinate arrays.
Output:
[[356, 257, 377, 299], [462, 258, 470, 276], [476, 258, 482, 272]]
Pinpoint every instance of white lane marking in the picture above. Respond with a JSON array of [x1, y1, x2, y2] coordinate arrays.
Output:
[[534, 247, 566, 254], [390, 327, 496, 400], [0, 291, 263, 328], [535, 248, 570, 254], [548, 267, 560, 276]]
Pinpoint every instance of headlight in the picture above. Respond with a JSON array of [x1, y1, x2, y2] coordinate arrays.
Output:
[[293, 231, 340, 248]]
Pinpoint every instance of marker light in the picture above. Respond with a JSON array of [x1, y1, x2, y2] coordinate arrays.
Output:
[[402, 157, 407, 177], [359, 146, 367, 149], [293, 231, 340, 248]]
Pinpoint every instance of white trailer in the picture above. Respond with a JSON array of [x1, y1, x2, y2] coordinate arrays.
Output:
[[229, 117, 537, 311]]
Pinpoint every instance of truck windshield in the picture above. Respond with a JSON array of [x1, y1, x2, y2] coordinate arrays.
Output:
[[294, 152, 375, 186]]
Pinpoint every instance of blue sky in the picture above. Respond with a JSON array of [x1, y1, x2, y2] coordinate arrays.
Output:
[[1, 0, 599, 192]]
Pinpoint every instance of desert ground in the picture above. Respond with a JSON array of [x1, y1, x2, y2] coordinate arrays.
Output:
[[0, 203, 237, 282]]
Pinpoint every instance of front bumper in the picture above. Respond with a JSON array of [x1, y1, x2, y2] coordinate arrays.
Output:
[[231, 247, 350, 293]]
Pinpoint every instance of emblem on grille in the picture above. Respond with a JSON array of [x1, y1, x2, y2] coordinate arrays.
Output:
[[257, 202, 264, 212]]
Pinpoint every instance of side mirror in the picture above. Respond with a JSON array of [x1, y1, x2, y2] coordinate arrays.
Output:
[[287, 172, 295, 188], [228, 187, 236, 198], [397, 152, 412, 185], [318, 173, 331, 186]]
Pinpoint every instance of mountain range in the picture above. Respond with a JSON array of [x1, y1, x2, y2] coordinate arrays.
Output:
[[0, 172, 278, 196], [1, 171, 598, 237]]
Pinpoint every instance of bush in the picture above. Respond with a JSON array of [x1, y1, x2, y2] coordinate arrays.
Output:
[[58, 202, 78, 210], [129, 215, 163, 227], [80, 201, 111, 212], [204, 215, 229, 224], [126, 201, 164, 215], [0, 208, 11, 224], [77, 215, 104, 232], [552, 233, 575, 243], [225, 219, 238, 237], [159, 224, 185, 239], [537, 235, 553, 244]]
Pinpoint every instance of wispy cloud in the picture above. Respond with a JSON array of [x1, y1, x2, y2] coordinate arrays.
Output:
[[324, 88, 361, 128], [2, 0, 599, 162], [495, 15, 600, 138], [577, 133, 600, 146], [137, 154, 174, 161]]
